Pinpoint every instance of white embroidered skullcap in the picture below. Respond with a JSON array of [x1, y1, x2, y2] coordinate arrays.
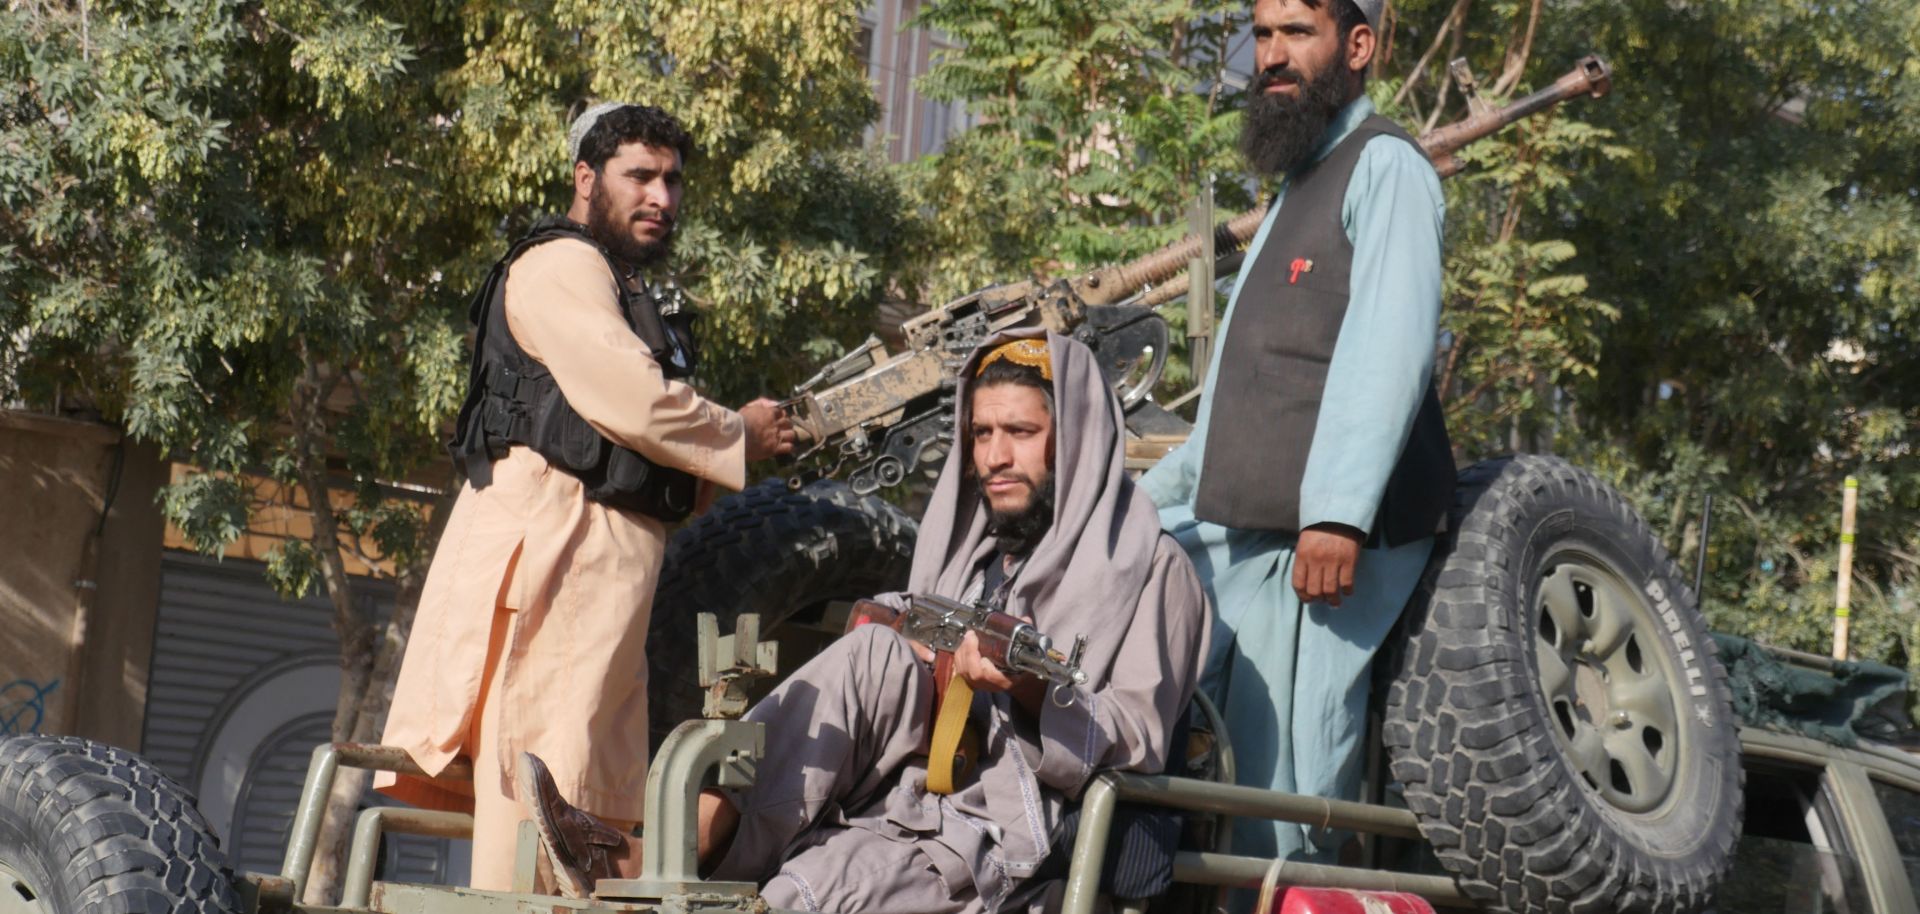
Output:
[[567, 101, 629, 163]]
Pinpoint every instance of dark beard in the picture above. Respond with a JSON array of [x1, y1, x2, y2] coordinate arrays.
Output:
[[984, 475, 1055, 557], [1239, 59, 1354, 177], [585, 181, 675, 268]]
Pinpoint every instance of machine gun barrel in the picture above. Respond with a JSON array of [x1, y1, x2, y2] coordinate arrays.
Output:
[[1420, 55, 1612, 178]]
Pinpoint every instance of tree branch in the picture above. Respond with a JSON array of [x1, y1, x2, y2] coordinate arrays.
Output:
[[1422, 17, 1468, 133], [1437, 331, 1465, 402], [1489, 0, 1542, 97], [1392, 0, 1470, 110]]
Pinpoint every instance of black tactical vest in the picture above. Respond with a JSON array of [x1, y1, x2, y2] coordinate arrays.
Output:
[[1193, 115, 1454, 547], [448, 218, 700, 522]]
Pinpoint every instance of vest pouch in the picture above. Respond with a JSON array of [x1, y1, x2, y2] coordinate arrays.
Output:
[[475, 393, 521, 459], [597, 447, 696, 523], [522, 378, 609, 473]]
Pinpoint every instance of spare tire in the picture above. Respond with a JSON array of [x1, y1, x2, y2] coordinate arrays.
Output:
[[0, 735, 243, 914], [647, 479, 917, 748], [1382, 455, 1741, 914]]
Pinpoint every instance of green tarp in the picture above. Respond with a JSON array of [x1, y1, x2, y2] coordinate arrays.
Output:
[[1712, 634, 1913, 747]]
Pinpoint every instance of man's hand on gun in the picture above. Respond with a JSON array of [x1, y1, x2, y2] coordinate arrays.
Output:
[[739, 397, 795, 461], [902, 627, 1038, 691], [849, 594, 1087, 697], [953, 628, 1031, 692], [953, 629, 1050, 715]]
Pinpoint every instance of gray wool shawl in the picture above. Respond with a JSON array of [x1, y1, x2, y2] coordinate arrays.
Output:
[[892, 330, 1208, 897], [908, 328, 1170, 695]]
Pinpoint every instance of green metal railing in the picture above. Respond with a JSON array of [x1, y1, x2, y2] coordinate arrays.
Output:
[[280, 743, 474, 905], [1059, 771, 1468, 914]]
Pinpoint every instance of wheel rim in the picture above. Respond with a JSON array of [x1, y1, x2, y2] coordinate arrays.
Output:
[[1532, 551, 1685, 814], [0, 857, 55, 914]]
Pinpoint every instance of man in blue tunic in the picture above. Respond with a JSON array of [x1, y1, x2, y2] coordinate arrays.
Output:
[[1138, 0, 1454, 863]]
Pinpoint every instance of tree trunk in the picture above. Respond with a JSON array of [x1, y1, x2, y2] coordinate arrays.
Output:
[[286, 358, 371, 905], [286, 354, 473, 904], [300, 552, 437, 903], [297, 474, 460, 904]]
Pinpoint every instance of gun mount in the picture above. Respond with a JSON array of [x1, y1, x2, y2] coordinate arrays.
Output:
[[782, 56, 1613, 495]]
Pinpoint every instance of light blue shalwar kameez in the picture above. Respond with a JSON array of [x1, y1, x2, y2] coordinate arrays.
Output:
[[1137, 96, 1447, 863]]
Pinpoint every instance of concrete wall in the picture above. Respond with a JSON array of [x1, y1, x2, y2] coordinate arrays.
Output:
[[0, 410, 166, 748]]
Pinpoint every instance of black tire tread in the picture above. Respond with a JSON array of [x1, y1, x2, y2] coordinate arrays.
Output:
[[1383, 455, 1741, 914], [646, 479, 916, 745], [0, 735, 242, 914]]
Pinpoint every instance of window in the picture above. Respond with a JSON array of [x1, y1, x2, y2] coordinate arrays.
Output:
[[1720, 761, 1866, 913], [1871, 778, 1920, 901], [855, 22, 875, 74]]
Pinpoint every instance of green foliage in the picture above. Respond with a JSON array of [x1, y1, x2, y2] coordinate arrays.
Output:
[[7, 0, 1917, 703], [1425, 108, 1629, 453], [1386, 0, 1920, 690], [903, 0, 1252, 302], [158, 472, 249, 556], [3, 0, 476, 587], [907, 0, 1920, 695], [1543, 0, 1920, 683], [264, 538, 321, 602], [1, 0, 910, 599]]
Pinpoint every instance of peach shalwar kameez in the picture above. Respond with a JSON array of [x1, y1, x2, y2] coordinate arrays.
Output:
[[375, 238, 746, 887]]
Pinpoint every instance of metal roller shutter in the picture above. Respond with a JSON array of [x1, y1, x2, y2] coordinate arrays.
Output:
[[142, 552, 463, 885]]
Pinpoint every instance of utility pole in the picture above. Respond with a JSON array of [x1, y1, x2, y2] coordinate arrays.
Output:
[[1832, 476, 1858, 661]]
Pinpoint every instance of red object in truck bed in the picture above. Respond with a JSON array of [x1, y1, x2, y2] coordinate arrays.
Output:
[[1275, 887, 1437, 914]]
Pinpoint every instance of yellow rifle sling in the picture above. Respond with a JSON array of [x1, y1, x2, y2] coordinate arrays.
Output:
[[926, 672, 975, 795]]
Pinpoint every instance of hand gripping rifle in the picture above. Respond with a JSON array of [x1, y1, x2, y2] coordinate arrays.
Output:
[[846, 593, 1089, 794], [847, 594, 1089, 692], [782, 56, 1613, 496]]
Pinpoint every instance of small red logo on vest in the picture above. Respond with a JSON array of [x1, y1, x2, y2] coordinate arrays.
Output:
[[1289, 258, 1314, 284]]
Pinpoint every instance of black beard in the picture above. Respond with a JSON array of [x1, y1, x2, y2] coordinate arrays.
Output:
[[585, 181, 674, 268], [1239, 60, 1354, 177], [984, 475, 1055, 557]]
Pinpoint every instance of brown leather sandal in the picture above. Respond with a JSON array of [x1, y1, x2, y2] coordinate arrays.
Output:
[[516, 751, 626, 897]]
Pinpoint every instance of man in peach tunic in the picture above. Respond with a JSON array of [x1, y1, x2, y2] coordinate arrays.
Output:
[[376, 104, 793, 888]]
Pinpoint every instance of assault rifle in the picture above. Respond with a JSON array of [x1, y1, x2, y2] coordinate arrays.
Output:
[[847, 594, 1089, 691], [781, 56, 1613, 495]]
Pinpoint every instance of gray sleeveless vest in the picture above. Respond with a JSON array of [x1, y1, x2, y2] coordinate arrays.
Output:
[[1192, 114, 1453, 547]]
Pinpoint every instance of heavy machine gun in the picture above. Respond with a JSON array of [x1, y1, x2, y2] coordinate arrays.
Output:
[[781, 56, 1613, 495]]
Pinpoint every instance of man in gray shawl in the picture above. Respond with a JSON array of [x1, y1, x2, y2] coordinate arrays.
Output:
[[523, 330, 1211, 911]]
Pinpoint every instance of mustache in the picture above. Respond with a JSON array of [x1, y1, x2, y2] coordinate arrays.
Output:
[[986, 471, 1035, 487], [1252, 67, 1304, 93], [633, 209, 675, 227]]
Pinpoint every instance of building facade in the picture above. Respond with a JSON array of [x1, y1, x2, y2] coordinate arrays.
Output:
[[861, 0, 976, 163]]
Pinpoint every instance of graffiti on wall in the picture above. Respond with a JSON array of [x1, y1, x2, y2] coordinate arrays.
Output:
[[0, 678, 59, 735]]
